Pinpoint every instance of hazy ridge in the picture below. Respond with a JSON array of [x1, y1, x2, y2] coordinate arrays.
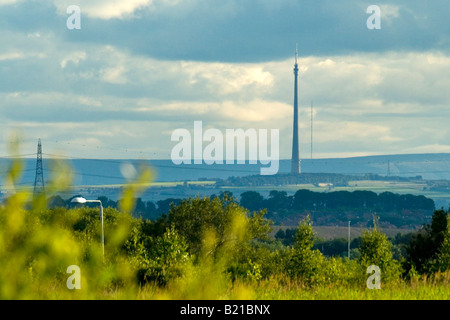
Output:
[[2, 153, 450, 187]]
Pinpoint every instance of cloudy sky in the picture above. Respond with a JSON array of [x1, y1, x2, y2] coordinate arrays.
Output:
[[1, 0, 450, 161]]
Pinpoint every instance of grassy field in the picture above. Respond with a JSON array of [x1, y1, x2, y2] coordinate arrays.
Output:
[[137, 272, 450, 300], [251, 279, 450, 300]]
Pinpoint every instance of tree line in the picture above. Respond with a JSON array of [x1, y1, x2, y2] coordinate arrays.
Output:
[[240, 189, 434, 212], [217, 172, 422, 187], [50, 190, 443, 278], [239, 189, 434, 228], [47, 188, 435, 229]]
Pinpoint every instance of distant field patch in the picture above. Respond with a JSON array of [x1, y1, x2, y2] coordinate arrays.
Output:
[[80, 180, 216, 188]]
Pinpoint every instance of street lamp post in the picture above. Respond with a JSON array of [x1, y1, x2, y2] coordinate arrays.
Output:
[[71, 197, 104, 257], [348, 220, 351, 260]]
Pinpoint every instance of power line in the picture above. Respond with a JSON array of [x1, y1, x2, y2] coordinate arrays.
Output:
[[2, 149, 450, 183], [0, 153, 38, 159], [12, 153, 450, 177], [41, 153, 262, 174], [0, 169, 34, 175]]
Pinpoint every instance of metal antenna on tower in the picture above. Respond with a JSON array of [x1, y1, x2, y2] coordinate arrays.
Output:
[[291, 44, 301, 174], [33, 138, 45, 196]]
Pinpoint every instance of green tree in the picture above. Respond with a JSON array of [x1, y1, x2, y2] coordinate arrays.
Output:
[[287, 216, 325, 286], [47, 195, 67, 208], [239, 191, 264, 211], [97, 196, 117, 209], [313, 238, 348, 257], [265, 190, 291, 211], [406, 209, 449, 274], [166, 195, 271, 259], [135, 225, 191, 285], [359, 217, 401, 283], [292, 189, 317, 209], [436, 214, 450, 272], [156, 198, 181, 214]]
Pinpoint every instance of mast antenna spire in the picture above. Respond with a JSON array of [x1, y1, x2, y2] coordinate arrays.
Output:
[[291, 45, 301, 174]]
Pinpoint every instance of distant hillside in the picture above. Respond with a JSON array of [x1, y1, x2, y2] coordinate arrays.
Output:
[[1, 153, 450, 187], [299, 153, 450, 180]]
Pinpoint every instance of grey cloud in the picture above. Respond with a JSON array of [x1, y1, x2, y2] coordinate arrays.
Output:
[[2, 1, 450, 63], [2, 1, 450, 159]]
